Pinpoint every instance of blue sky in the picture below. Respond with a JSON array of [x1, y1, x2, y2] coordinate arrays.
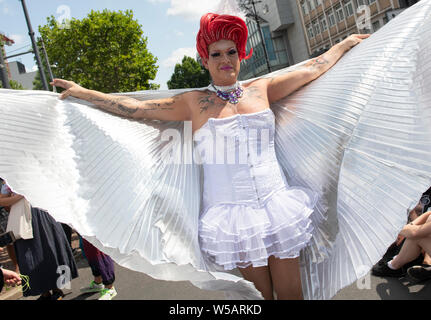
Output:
[[0, 0, 222, 89]]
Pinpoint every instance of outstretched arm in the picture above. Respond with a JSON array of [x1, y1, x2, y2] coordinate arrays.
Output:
[[51, 79, 191, 122], [267, 34, 370, 103]]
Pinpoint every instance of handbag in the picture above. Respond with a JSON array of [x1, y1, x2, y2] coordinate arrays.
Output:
[[6, 198, 33, 240]]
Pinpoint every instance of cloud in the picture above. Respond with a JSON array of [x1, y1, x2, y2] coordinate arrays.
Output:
[[174, 30, 184, 37], [9, 34, 26, 46], [166, 0, 219, 21], [0, 0, 11, 16], [162, 47, 197, 68]]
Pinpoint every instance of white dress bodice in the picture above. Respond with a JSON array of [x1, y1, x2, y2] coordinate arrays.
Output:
[[193, 108, 288, 211]]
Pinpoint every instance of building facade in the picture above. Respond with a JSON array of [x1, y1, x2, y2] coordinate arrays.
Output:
[[8, 61, 37, 89], [0, 33, 15, 80], [239, 0, 310, 80], [296, 0, 420, 56]]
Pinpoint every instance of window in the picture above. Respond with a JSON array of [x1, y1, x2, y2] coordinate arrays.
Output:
[[319, 15, 328, 31], [369, 0, 376, 3], [307, 24, 314, 38], [261, 26, 277, 61], [328, 10, 336, 26], [356, 0, 369, 7], [312, 19, 320, 35], [308, 0, 315, 10], [344, 0, 354, 17], [314, 0, 319, 8], [372, 20, 381, 31], [301, 2, 309, 15], [335, 4, 344, 22]]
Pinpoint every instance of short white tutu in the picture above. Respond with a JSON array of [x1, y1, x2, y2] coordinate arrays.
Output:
[[199, 187, 318, 270]]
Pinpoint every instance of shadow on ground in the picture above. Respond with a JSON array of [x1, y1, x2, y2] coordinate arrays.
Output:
[[376, 277, 431, 299]]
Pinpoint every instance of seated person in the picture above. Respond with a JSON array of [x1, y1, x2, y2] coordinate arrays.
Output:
[[372, 187, 431, 279], [372, 209, 431, 279]]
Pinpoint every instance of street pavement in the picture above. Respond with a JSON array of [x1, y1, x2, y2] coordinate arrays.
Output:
[[1, 231, 430, 301], [10, 248, 431, 300]]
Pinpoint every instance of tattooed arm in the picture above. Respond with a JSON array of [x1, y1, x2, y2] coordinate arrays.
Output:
[[50, 79, 191, 121], [267, 34, 370, 103]]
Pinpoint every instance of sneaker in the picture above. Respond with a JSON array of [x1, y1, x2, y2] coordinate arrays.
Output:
[[80, 281, 104, 293], [407, 264, 431, 282], [371, 261, 405, 277], [98, 287, 117, 300]]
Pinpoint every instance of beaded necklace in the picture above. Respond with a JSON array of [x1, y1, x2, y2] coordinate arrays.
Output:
[[208, 82, 244, 104]]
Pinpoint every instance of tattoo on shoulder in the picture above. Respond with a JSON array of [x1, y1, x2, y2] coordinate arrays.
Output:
[[245, 86, 266, 102], [198, 93, 224, 114]]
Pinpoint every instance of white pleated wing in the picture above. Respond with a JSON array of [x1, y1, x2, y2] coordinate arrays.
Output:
[[0, 0, 430, 300], [268, 0, 431, 299]]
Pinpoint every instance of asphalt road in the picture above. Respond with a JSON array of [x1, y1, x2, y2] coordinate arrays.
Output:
[[17, 250, 431, 301]]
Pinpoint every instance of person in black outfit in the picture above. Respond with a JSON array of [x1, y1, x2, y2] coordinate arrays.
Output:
[[372, 187, 431, 280]]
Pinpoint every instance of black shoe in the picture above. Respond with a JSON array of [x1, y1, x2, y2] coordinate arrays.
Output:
[[37, 293, 52, 300], [371, 261, 405, 277], [407, 264, 431, 282], [51, 290, 65, 300]]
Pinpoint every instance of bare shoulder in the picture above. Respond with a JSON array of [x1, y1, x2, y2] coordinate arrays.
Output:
[[243, 78, 269, 89], [242, 79, 270, 106]]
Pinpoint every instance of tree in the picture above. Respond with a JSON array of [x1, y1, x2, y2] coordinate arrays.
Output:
[[0, 79, 24, 90], [167, 56, 211, 89], [37, 9, 159, 93]]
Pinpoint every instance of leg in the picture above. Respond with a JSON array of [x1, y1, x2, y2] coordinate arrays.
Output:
[[82, 238, 115, 287], [6, 244, 19, 274], [392, 215, 431, 269], [391, 238, 424, 269], [417, 236, 431, 259], [268, 256, 303, 300], [238, 265, 274, 300], [422, 252, 431, 265]]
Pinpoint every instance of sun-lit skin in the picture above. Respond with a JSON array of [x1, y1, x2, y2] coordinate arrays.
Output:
[[200, 39, 241, 87]]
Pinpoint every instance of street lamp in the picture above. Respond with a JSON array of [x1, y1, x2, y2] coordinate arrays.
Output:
[[241, 0, 272, 74], [19, 0, 49, 90]]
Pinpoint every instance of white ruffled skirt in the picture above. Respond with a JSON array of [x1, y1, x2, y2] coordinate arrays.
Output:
[[199, 187, 318, 270]]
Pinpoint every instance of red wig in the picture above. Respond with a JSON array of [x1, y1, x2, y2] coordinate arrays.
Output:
[[196, 13, 253, 61]]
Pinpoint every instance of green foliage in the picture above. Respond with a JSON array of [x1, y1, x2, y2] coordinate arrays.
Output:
[[167, 56, 211, 89], [37, 9, 159, 93], [0, 79, 25, 90], [32, 68, 52, 91]]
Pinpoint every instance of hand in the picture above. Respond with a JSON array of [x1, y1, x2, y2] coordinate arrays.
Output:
[[1, 268, 22, 287], [339, 34, 370, 52], [50, 79, 87, 100], [399, 223, 418, 239]]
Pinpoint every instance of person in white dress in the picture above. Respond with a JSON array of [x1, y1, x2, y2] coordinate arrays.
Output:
[[50, 13, 369, 300]]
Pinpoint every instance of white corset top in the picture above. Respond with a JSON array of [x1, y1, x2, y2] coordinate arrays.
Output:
[[193, 108, 289, 211]]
